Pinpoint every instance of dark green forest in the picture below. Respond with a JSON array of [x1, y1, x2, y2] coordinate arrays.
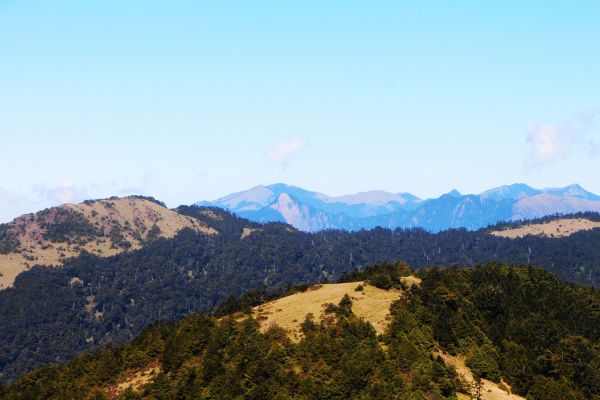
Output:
[[3, 263, 599, 399], [0, 224, 19, 254], [1, 207, 600, 382]]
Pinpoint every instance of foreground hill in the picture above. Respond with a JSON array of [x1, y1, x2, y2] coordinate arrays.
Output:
[[3, 263, 598, 400], [0, 197, 216, 288], [197, 183, 600, 232], [250, 279, 410, 339], [1, 206, 600, 382]]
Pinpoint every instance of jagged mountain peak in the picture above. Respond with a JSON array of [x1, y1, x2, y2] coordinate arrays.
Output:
[[444, 189, 462, 198], [480, 183, 539, 201], [541, 183, 600, 200]]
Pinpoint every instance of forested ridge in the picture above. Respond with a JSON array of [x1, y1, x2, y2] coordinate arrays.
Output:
[[1, 206, 600, 382], [2, 263, 599, 399]]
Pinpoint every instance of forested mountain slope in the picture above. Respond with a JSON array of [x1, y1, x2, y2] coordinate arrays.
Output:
[[3, 263, 599, 400], [0, 197, 215, 288], [1, 206, 600, 382]]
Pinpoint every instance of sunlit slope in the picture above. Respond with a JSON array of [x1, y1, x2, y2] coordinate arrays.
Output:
[[251, 278, 419, 340], [491, 217, 600, 238], [0, 197, 216, 288]]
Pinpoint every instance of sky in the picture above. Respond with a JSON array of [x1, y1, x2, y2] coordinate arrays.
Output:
[[1, 1, 599, 222]]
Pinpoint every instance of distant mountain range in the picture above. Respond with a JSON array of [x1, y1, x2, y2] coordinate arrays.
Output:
[[196, 183, 600, 232]]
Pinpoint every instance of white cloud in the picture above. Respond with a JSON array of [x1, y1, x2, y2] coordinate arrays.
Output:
[[264, 137, 308, 167], [0, 176, 155, 223], [32, 178, 89, 206], [0, 187, 48, 223], [526, 123, 571, 164], [526, 110, 599, 166]]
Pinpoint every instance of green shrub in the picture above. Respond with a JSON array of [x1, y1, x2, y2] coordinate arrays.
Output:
[[466, 346, 500, 382], [370, 273, 392, 290], [0, 224, 20, 254]]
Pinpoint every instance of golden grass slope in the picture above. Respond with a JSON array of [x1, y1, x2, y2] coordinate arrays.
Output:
[[0, 198, 217, 289], [100, 277, 413, 396], [251, 279, 419, 341], [76, 275, 523, 399], [490, 217, 600, 239]]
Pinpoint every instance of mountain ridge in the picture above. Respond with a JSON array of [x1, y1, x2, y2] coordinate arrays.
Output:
[[0, 197, 216, 288], [196, 183, 600, 232]]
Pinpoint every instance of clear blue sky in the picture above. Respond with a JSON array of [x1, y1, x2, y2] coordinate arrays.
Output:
[[1, 1, 599, 221]]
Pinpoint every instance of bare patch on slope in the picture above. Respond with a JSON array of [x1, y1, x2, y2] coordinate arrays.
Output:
[[252, 280, 409, 341], [241, 227, 258, 239], [105, 361, 161, 399], [490, 218, 600, 239]]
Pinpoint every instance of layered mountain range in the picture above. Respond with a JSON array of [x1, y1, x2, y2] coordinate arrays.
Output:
[[1, 195, 600, 383], [196, 183, 600, 232]]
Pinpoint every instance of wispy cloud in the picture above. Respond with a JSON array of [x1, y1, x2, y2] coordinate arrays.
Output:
[[264, 137, 308, 168], [0, 175, 157, 223], [526, 123, 571, 165], [0, 178, 94, 221], [32, 178, 89, 205], [526, 110, 599, 167]]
